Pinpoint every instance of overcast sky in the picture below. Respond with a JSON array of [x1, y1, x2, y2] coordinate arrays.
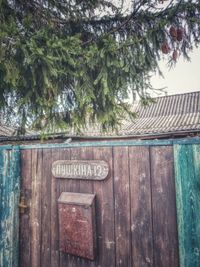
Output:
[[150, 46, 200, 97], [114, 0, 200, 97]]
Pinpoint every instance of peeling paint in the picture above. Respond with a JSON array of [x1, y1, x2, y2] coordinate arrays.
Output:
[[0, 149, 20, 267]]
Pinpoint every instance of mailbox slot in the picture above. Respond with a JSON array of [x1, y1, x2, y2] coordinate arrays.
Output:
[[58, 192, 96, 260]]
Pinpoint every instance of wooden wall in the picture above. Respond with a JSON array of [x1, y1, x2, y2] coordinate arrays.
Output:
[[19, 145, 179, 267]]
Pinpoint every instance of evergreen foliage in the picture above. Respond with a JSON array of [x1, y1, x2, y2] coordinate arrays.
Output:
[[0, 0, 200, 133]]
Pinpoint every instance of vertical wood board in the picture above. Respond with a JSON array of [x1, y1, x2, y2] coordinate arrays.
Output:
[[150, 146, 179, 267], [56, 148, 71, 267], [41, 149, 52, 267], [51, 148, 62, 267], [93, 147, 115, 267], [113, 147, 131, 267], [19, 150, 32, 267], [30, 149, 42, 267], [0, 149, 20, 267], [129, 146, 153, 267], [174, 144, 200, 267]]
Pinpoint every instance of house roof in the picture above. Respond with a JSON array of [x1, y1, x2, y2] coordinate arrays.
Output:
[[0, 91, 200, 141], [69, 91, 200, 137], [0, 125, 17, 136], [0, 125, 35, 137], [121, 91, 200, 136]]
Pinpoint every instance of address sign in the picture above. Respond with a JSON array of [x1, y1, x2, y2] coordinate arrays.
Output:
[[52, 160, 109, 180]]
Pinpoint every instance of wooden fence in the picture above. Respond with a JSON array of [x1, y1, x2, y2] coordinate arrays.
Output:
[[19, 145, 179, 267], [0, 138, 200, 267]]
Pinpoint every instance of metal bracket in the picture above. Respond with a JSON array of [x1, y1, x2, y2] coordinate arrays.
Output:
[[19, 196, 28, 214]]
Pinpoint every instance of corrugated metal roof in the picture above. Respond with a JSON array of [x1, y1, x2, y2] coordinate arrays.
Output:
[[0, 125, 35, 137], [0, 125, 16, 136], [0, 91, 200, 139], [122, 112, 200, 135], [133, 91, 200, 117], [75, 91, 200, 137], [121, 91, 200, 136]]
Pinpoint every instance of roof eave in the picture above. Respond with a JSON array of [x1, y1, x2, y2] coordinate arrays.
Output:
[[0, 128, 199, 143]]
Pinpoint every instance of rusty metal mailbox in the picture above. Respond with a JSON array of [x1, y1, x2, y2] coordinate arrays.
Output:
[[58, 192, 96, 260]]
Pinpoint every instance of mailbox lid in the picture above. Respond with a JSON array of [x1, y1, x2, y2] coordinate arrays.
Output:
[[58, 192, 95, 206]]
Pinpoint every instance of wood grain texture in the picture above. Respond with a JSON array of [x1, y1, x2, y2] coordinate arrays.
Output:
[[19, 150, 32, 267], [75, 147, 95, 267], [174, 144, 200, 267], [93, 147, 115, 267], [30, 149, 42, 267], [151, 146, 179, 267], [57, 148, 71, 267], [0, 149, 20, 267], [113, 146, 131, 267], [51, 148, 61, 267], [41, 148, 52, 267], [129, 146, 153, 267], [18, 143, 182, 267], [19, 138, 174, 150]]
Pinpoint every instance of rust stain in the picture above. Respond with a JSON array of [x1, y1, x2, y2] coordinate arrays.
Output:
[[58, 192, 96, 260]]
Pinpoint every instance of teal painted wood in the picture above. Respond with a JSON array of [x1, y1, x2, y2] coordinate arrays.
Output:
[[0, 137, 198, 150], [174, 144, 200, 267], [0, 146, 19, 150], [17, 137, 200, 150], [19, 139, 173, 150], [0, 149, 21, 267], [173, 137, 200, 145], [0, 138, 199, 151]]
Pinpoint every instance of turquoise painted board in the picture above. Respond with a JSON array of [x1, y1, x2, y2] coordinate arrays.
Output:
[[0, 149, 21, 267], [174, 144, 200, 267]]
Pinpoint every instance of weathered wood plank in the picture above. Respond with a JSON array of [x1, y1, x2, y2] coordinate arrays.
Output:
[[19, 150, 32, 267], [11, 149, 21, 267], [51, 148, 61, 267], [151, 146, 179, 267], [93, 147, 115, 267], [129, 146, 153, 267], [0, 149, 21, 267], [174, 144, 200, 267], [30, 149, 42, 267], [57, 148, 72, 267], [41, 148, 52, 267], [113, 146, 131, 267], [75, 147, 95, 267], [19, 138, 174, 150]]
